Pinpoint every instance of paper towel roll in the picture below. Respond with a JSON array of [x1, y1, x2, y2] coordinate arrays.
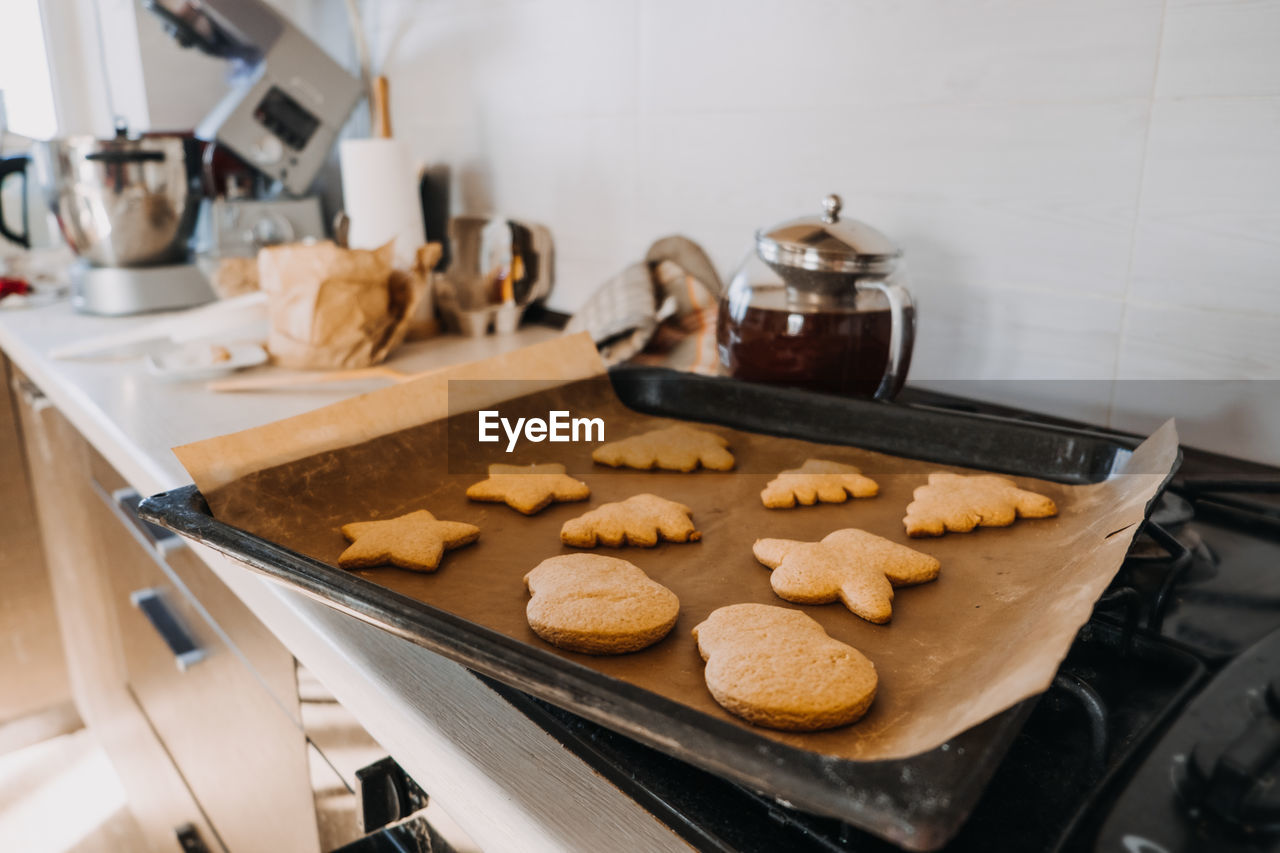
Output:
[[339, 138, 426, 269]]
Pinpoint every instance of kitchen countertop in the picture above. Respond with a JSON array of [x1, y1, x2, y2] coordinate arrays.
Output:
[[0, 299, 691, 853]]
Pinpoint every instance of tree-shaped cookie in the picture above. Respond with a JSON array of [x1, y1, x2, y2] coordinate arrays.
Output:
[[338, 510, 480, 571], [592, 425, 734, 472], [753, 528, 940, 624], [561, 494, 701, 547], [524, 554, 679, 654], [693, 603, 878, 731], [760, 458, 879, 508], [466, 463, 590, 515], [903, 472, 1057, 537]]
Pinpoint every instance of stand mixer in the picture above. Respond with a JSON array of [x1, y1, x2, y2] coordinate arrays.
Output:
[[0, 0, 361, 315]]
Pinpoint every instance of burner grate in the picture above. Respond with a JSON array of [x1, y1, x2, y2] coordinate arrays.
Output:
[[1100, 479, 1280, 662], [494, 619, 1204, 853]]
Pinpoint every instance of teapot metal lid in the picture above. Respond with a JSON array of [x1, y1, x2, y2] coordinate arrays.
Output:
[[755, 194, 901, 276]]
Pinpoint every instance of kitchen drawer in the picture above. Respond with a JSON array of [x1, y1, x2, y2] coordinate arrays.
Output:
[[12, 374, 221, 853], [103, 689, 224, 853], [87, 445, 302, 725], [92, 483, 319, 853], [0, 359, 72, 727]]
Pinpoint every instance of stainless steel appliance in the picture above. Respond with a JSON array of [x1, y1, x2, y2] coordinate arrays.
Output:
[[0, 0, 361, 316], [0, 128, 216, 315], [144, 0, 362, 196]]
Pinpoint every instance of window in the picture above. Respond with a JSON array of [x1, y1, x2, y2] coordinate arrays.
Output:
[[0, 0, 58, 139]]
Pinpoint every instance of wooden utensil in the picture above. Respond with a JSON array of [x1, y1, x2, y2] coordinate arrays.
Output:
[[207, 364, 430, 393], [372, 75, 392, 139]]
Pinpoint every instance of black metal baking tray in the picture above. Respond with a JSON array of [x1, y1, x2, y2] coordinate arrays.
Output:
[[140, 367, 1165, 851]]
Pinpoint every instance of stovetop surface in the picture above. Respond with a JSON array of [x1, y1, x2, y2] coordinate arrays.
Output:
[[498, 387, 1280, 853]]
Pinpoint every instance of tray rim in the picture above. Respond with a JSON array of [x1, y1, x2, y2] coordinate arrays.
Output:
[[139, 370, 1177, 851]]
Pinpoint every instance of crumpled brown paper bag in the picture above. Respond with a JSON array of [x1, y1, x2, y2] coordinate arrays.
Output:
[[258, 240, 421, 369]]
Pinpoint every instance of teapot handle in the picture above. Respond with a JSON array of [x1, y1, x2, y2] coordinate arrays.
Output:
[[0, 155, 31, 249], [860, 279, 914, 400]]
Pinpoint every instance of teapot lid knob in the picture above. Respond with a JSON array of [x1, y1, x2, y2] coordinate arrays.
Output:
[[821, 194, 842, 224]]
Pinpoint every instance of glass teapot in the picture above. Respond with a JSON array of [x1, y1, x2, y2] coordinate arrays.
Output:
[[716, 194, 915, 399]]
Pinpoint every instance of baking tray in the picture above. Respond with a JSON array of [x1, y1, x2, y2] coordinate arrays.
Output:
[[140, 367, 1162, 851]]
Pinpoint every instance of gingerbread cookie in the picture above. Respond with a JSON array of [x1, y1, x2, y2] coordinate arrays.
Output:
[[524, 554, 680, 654], [338, 510, 479, 571], [693, 603, 877, 731], [466, 463, 590, 515], [592, 425, 734, 472], [904, 472, 1057, 537], [753, 529, 940, 624], [561, 494, 701, 548], [760, 458, 879, 508]]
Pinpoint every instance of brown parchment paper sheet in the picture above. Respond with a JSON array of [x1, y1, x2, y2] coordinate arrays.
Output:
[[175, 334, 1178, 762]]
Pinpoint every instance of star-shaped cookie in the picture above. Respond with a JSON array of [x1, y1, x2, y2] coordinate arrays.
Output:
[[561, 494, 701, 548], [903, 472, 1057, 537], [592, 425, 734, 472], [465, 463, 590, 515], [338, 510, 480, 571], [753, 528, 940, 623], [760, 459, 880, 508]]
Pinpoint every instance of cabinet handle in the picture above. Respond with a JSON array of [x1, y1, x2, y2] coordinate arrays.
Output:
[[174, 823, 210, 853], [130, 588, 207, 672], [112, 488, 185, 557], [11, 375, 51, 414]]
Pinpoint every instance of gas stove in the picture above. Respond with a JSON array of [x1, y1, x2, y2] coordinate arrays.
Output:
[[488, 387, 1280, 853]]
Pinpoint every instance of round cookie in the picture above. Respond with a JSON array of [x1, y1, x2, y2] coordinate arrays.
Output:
[[524, 554, 680, 654], [692, 603, 878, 731]]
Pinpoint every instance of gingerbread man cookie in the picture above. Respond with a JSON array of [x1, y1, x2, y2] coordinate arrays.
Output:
[[753, 528, 940, 624]]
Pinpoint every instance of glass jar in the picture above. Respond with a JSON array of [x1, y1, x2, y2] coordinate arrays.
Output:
[[716, 194, 915, 399]]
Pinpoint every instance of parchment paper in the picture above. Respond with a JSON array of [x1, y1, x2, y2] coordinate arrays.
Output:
[[258, 241, 420, 370], [174, 334, 1179, 761]]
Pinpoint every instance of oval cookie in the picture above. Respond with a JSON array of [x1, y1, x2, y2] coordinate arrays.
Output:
[[524, 554, 680, 654], [692, 604, 878, 731]]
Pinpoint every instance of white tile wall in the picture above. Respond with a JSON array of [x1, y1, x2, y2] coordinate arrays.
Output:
[[1127, 96, 1280, 315], [1156, 0, 1280, 98], [1117, 303, 1280, 379], [637, 0, 1164, 111], [121, 0, 1280, 462]]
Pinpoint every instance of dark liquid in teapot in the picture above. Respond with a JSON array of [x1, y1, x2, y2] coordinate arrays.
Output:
[[717, 298, 913, 397]]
